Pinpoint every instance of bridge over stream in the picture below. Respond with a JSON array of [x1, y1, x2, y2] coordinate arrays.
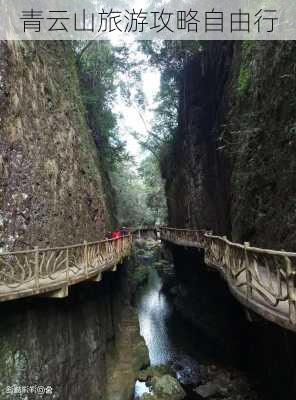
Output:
[[1, 226, 296, 334]]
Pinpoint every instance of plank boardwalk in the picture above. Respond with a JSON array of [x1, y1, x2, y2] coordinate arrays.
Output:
[[1, 226, 296, 333], [160, 227, 296, 333]]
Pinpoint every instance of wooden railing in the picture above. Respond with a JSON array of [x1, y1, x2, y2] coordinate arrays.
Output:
[[159, 227, 296, 333], [2, 225, 296, 333], [0, 226, 157, 302], [0, 235, 134, 302], [159, 227, 207, 248]]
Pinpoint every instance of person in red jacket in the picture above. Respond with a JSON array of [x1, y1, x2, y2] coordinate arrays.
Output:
[[111, 230, 121, 239]]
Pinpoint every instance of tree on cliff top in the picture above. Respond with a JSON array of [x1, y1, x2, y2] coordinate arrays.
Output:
[[139, 41, 201, 156], [75, 41, 129, 170]]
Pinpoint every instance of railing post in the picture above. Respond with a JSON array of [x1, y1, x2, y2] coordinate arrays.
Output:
[[116, 238, 119, 258], [222, 236, 228, 272], [286, 256, 296, 324], [277, 250, 284, 298], [109, 240, 113, 262], [244, 242, 252, 300], [224, 241, 229, 273], [84, 241, 89, 278], [34, 246, 39, 290], [66, 247, 69, 283], [195, 231, 199, 244], [119, 237, 122, 261], [129, 234, 132, 255], [104, 240, 108, 263]]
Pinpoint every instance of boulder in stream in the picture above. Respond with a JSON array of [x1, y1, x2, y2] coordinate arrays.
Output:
[[194, 382, 221, 398], [170, 355, 204, 386], [138, 364, 173, 382], [151, 374, 186, 400], [138, 394, 158, 400]]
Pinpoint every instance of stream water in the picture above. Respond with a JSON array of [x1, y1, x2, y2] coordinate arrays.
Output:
[[134, 267, 216, 398], [133, 249, 263, 400], [136, 268, 213, 364]]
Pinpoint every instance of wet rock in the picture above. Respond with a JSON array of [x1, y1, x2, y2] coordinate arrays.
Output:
[[138, 364, 173, 382], [134, 239, 147, 249], [171, 356, 203, 386], [194, 382, 220, 398], [138, 394, 157, 400], [193, 365, 261, 400], [169, 286, 179, 296], [151, 374, 186, 400], [130, 264, 150, 289]]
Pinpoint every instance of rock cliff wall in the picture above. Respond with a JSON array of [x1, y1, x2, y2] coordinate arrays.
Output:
[[168, 243, 296, 400], [0, 41, 148, 400], [162, 41, 296, 399], [0, 41, 111, 252], [0, 265, 148, 400], [162, 41, 296, 251], [226, 42, 296, 250], [162, 42, 233, 235]]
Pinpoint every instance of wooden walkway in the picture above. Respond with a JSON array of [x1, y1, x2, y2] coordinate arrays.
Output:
[[1, 225, 295, 334], [159, 227, 296, 333], [0, 226, 156, 302], [0, 235, 134, 302]]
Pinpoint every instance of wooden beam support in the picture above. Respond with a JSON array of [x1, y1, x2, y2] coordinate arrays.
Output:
[[112, 265, 117, 272], [45, 286, 69, 299], [92, 272, 102, 282]]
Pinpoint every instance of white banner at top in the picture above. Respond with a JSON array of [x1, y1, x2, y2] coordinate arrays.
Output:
[[0, 0, 295, 40]]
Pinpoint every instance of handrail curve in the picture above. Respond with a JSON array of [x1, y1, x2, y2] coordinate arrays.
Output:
[[0, 233, 141, 301], [159, 226, 296, 333], [1, 225, 296, 333]]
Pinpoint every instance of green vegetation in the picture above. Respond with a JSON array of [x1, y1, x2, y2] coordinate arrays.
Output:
[[237, 66, 251, 96], [140, 41, 201, 155], [130, 264, 149, 289], [138, 154, 167, 224], [111, 160, 150, 226], [236, 41, 255, 96], [72, 40, 169, 227], [111, 156, 167, 226], [75, 41, 128, 170]]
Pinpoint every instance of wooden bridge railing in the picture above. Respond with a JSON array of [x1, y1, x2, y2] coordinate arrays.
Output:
[[159, 226, 207, 247], [2, 224, 296, 332], [159, 227, 296, 332], [0, 226, 157, 302], [0, 235, 134, 302]]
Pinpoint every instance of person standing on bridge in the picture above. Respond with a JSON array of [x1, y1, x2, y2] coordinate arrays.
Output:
[[120, 227, 129, 236], [111, 230, 121, 239]]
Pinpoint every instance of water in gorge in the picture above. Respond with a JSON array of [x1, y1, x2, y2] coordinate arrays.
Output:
[[133, 243, 264, 400], [134, 266, 214, 399], [136, 268, 212, 364]]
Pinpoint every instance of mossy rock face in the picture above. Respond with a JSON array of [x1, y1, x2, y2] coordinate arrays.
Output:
[[138, 365, 174, 382], [132, 340, 150, 372], [135, 248, 147, 256], [151, 375, 186, 400], [139, 394, 160, 400], [0, 41, 112, 252], [130, 265, 149, 288], [134, 239, 147, 249]]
